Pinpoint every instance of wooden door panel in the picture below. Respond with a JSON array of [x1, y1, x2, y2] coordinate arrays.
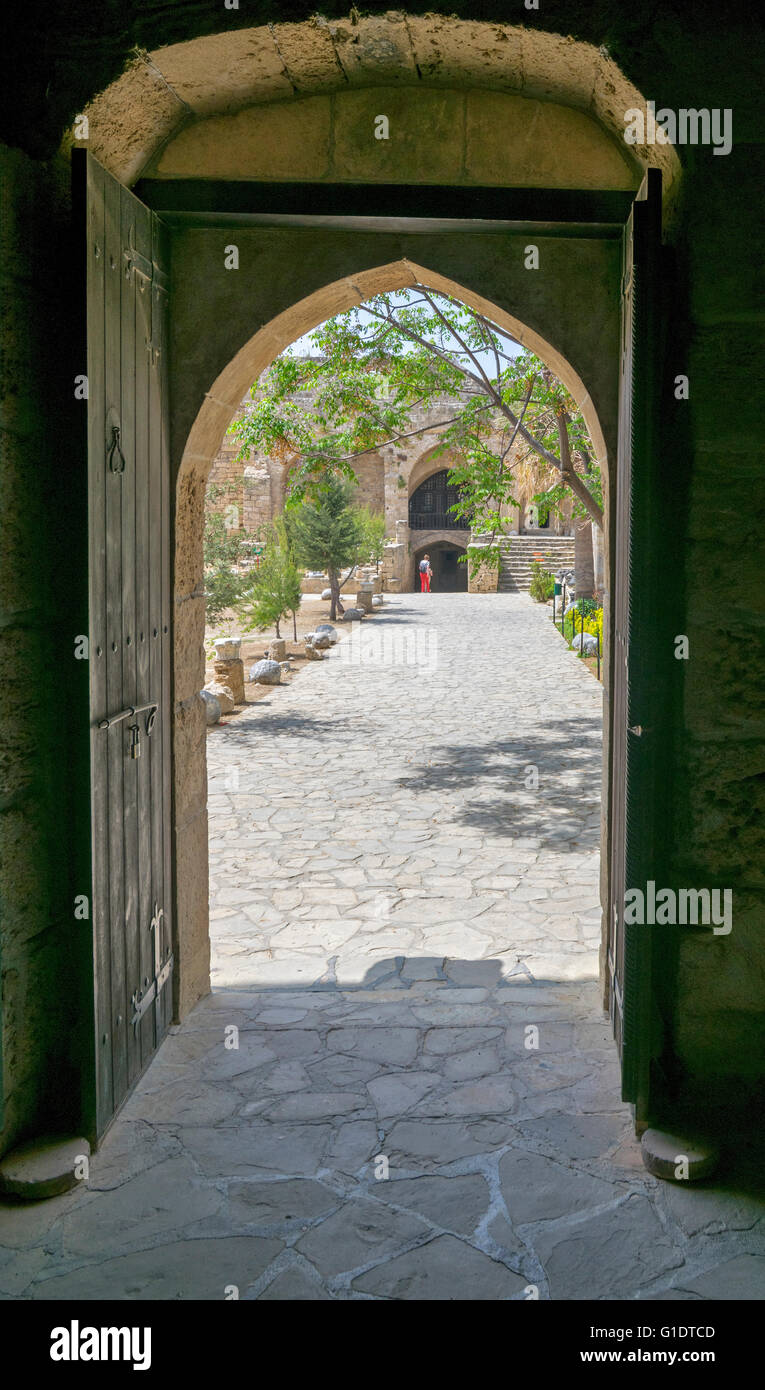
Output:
[[85, 157, 113, 1126], [78, 151, 172, 1138], [608, 170, 662, 1118], [133, 210, 155, 1074]]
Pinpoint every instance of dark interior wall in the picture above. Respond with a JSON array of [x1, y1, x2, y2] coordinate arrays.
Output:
[[0, 148, 92, 1151], [662, 138, 765, 1117], [0, 1, 763, 1154]]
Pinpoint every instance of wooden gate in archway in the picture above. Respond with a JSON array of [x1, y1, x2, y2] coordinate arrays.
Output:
[[76, 150, 173, 1138], [76, 149, 665, 1137]]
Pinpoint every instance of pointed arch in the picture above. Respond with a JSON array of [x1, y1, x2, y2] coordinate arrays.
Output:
[[178, 256, 608, 513]]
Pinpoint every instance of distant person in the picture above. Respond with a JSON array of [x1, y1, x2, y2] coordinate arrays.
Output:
[[419, 554, 432, 593]]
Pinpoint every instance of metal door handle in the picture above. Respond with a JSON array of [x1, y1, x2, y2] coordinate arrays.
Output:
[[107, 425, 126, 473], [97, 702, 158, 733]]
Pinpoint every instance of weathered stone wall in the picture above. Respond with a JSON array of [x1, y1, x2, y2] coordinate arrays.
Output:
[[147, 85, 640, 192], [467, 546, 500, 595], [243, 467, 272, 535], [207, 439, 245, 505], [206, 415, 385, 544], [205, 385, 575, 591], [48, 19, 681, 201], [352, 454, 385, 515]]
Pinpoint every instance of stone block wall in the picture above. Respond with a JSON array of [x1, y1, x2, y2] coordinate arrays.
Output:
[[242, 467, 272, 534], [205, 403, 384, 539], [467, 546, 500, 594], [150, 85, 641, 194], [350, 453, 385, 514], [205, 390, 565, 579]]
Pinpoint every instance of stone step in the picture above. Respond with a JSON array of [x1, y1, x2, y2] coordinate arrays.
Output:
[[498, 536, 575, 591], [500, 559, 574, 570], [500, 560, 573, 571]]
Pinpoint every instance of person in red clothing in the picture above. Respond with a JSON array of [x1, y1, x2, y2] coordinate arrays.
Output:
[[419, 554, 432, 592]]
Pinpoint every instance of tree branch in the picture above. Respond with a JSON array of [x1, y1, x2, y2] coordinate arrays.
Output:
[[555, 410, 603, 528]]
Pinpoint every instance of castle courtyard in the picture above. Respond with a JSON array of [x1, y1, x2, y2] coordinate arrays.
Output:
[[2, 594, 762, 1302]]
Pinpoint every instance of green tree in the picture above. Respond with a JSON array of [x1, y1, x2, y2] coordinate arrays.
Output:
[[289, 478, 364, 621], [240, 519, 302, 640], [353, 506, 386, 571], [277, 514, 305, 641], [230, 288, 603, 585], [203, 479, 260, 627]]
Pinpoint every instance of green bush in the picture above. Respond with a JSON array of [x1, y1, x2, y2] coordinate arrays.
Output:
[[239, 520, 302, 640], [529, 560, 555, 603], [563, 603, 603, 650]]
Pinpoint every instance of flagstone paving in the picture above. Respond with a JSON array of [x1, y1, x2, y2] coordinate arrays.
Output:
[[1, 594, 763, 1300]]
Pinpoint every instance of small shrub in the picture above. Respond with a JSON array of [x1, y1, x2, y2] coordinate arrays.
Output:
[[239, 521, 302, 640], [529, 560, 555, 603]]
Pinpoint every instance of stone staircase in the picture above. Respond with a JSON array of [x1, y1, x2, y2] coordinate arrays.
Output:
[[497, 535, 575, 592]]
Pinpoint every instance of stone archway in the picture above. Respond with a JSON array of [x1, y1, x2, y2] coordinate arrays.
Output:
[[4, 0, 759, 1209], [54, 14, 667, 1047], [407, 444, 464, 500], [174, 260, 612, 1013], [414, 539, 469, 594], [71, 19, 680, 218]]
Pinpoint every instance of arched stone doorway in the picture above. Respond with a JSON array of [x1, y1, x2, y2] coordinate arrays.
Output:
[[3, 0, 760, 1215], [173, 254, 615, 1025], [414, 540, 469, 594], [60, 19, 677, 1139]]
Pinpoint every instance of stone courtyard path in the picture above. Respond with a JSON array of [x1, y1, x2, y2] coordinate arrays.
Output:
[[208, 592, 604, 992], [2, 595, 763, 1301]]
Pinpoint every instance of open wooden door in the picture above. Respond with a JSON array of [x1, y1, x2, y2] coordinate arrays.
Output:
[[75, 151, 173, 1139], [608, 169, 663, 1125]]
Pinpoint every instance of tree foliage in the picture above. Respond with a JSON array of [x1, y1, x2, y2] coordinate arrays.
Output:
[[354, 506, 386, 570], [230, 287, 603, 573], [289, 478, 364, 620], [239, 519, 302, 640], [203, 480, 261, 626]]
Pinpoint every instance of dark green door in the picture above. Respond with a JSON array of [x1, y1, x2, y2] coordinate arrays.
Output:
[[608, 169, 663, 1124]]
